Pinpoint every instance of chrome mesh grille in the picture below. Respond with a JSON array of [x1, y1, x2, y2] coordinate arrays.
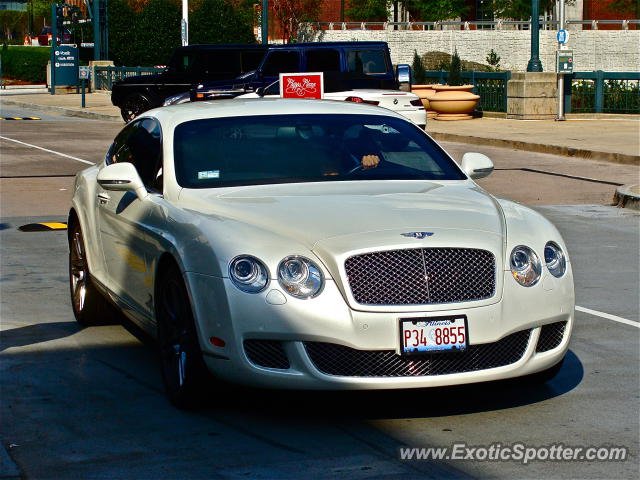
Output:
[[244, 340, 290, 369], [344, 248, 496, 305], [535, 322, 567, 353], [304, 329, 531, 377]]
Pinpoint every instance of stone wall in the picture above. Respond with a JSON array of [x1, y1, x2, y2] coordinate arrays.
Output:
[[300, 28, 640, 72]]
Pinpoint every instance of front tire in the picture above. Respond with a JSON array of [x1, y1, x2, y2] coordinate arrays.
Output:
[[120, 93, 152, 122], [68, 223, 119, 326], [520, 357, 565, 385], [157, 264, 211, 409]]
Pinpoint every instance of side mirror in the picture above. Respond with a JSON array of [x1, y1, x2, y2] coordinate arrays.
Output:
[[461, 152, 494, 179], [97, 162, 147, 201], [396, 64, 411, 92], [256, 87, 265, 97]]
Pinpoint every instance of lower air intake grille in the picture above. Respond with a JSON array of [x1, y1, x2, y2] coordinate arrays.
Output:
[[244, 340, 290, 369], [535, 322, 567, 353], [304, 329, 531, 377]]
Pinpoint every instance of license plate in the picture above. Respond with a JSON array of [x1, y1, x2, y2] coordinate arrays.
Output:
[[400, 316, 468, 355]]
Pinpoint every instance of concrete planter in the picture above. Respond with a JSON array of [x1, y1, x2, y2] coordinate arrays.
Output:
[[426, 85, 480, 121], [411, 84, 438, 119]]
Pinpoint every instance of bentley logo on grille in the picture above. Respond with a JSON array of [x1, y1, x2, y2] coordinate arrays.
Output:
[[401, 232, 434, 239]]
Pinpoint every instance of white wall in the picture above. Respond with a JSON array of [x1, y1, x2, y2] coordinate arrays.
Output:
[[300, 28, 640, 72]]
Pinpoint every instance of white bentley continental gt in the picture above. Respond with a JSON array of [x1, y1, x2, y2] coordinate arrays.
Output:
[[69, 99, 574, 408]]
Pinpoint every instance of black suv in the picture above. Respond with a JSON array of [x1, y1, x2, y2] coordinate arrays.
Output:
[[111, 44, 267, 121], [193, 42, 399, 100]]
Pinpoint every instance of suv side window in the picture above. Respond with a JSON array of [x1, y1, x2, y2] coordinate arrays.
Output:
[[169, 52, 204, 75], [261, 51, 300, 76], [347, 50, 387, 74], [306, 49, 341, 72], [242, 50, 267, 72], [109, 118, 163, 192]]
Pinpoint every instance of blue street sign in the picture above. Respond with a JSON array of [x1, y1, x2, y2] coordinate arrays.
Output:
[[557, 29, 569, 44]]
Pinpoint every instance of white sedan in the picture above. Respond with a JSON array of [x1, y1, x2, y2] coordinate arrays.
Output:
[[239, 82, 427, 128], [69, 99, 574, 408]]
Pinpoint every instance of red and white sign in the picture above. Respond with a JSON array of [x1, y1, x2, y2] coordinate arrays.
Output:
[[279, 72, 324, 99]]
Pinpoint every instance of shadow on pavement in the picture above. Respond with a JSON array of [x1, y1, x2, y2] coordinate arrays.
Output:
[[217, 349, 584, 421], [0, 321, 81, 352]]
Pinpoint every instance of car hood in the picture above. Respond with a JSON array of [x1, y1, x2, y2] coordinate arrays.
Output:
[[178, 180, 505, 252]]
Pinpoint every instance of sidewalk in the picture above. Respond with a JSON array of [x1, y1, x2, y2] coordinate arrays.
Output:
[[1, 91, 639, 166], [1, 90, 638, 209]]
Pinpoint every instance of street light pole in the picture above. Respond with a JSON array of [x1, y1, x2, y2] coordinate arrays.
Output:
[[181, 0, 188, 46], [527, 0, 543, 72], [261, 0, 268, 44]]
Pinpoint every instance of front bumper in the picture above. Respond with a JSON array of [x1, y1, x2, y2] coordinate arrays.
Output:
[[185, 268, 574, 390]]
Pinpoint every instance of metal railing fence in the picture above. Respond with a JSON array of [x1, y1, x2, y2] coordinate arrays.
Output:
[[564, 71, 640, 114], [420, 71, 511, 112], [94, 66, 164, 91]]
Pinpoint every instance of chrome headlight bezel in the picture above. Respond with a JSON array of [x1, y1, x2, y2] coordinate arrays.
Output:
[[277, 255, 324, 299], [544, 241, 567, 278], [228, 255, 269, 293], [510, 245, 542, 287]]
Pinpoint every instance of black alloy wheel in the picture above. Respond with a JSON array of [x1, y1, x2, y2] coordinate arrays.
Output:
[[121, 93, 151, 122], [69, 223, 117, 326], [157, 264, 210, 409]]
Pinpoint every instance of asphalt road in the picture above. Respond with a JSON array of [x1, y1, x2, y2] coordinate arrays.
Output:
[[1, 108, 639, 480]]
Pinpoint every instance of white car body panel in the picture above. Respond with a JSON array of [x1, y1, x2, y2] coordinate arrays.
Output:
[[239, 89, 427, 127], [71, 99, 574, 390]]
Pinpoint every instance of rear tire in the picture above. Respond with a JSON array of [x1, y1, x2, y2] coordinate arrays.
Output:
[[156, 263, 211, 409], [68, 223, 120, 326], [120, 93, 152, 122]]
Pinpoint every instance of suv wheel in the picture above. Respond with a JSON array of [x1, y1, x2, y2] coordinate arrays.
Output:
[[121, 93, 151, 122]]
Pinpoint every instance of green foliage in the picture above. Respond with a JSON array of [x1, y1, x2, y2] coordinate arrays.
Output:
[[345, 0, 389, 21], [407, 0, 469, 22], [189, 0, 256, 45], [0, 45, 51, 83], [609, 0, 640, 18], [1, 11, 29, 42], [347, 0, 469, 21], [412, 49, 426, 84], [108, 0, 257, 66], [486, 49, 501, 71], [486, 1, 565, 21], [448, 49, 463, 86]]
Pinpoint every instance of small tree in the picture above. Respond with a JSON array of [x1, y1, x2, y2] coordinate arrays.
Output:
[[272, 0, 321, 43], [486, 49, 501, 71], [412, 50, 426, 84], [448, 49, 463, 86]]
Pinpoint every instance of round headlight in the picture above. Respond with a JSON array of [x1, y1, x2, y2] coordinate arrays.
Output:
[[544, 241, 566, 278], [278, 256, 324, 299], [510, 245, 541, 287], [229, 255, 269, 293]]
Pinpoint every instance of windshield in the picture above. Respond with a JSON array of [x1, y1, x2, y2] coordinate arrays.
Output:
[[173, 114, 465, 188]]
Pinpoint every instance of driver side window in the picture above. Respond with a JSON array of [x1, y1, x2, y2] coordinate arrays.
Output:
[[109, 119, 163, 192]]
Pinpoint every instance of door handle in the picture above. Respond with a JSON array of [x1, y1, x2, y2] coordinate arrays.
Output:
[[97, 193, 110, 205]]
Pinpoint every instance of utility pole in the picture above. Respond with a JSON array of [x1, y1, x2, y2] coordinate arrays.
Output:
[[181, 0, 188, 46], [261, 0, 268, 44], [527, 0, 543, 72]]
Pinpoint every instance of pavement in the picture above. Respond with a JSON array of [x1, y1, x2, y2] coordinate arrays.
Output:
[[2, 90, 639, 207]]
